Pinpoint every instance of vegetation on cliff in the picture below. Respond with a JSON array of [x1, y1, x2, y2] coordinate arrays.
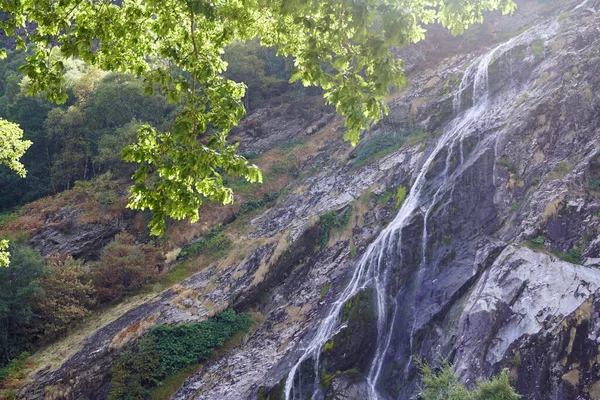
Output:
[[418, 360, 521, 400], [108, 309, 252, 400]]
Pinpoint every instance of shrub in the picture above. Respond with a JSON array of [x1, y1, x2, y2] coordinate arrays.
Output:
[[417, 359, 521, 400], [29, 253, 95, 343], [177, 228, 232, 261], [151, 309, 252, 374], [108, 339, 160, 400], [316, 208, 352, 248], [0, 352, 32, 392], [92, 233, 163, 303], [108, 310, 252, 399]]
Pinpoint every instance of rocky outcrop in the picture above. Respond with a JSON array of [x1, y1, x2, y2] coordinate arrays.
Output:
[[454, 246, 600, 382], [29, 207, 130, 260], [509, 290, 600, 399]]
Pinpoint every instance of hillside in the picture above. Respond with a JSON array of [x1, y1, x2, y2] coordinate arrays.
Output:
[[2, 0, 600, 399]]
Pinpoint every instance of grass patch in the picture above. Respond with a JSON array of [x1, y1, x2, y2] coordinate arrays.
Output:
[[177, 228, 232, 261], [0, 207, 21, 229], [316, 208, 352, 249], [509, 203, 519, 213], [278, 138, 306, 155], [394, 185, 407, 208], [559, 247, 581, 264], [159, 260, 198, 289], [558, 11, 570, 22], [526, 235, 545, 251], [516, 92, 529, 106], [532, 72, 550, 90], [547, 160, 570, 181], [148, 363, 200, 400], [320, 283, 332, 298], [531, 39, 544, 59], [524, 236, 582, 264], [372, 185, 408, 209]]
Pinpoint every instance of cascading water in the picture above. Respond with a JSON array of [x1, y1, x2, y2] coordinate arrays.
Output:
[[283, 25, 551, 400]]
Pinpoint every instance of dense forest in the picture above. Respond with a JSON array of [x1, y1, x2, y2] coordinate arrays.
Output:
[[0, 41, 305, 212]]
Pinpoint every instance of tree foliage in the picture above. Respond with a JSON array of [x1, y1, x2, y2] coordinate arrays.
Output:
[[0, 240, 45, 363], [0, 118, 30, 178], [0, 0, 515, 235], [29, 253, 95, 343], [417, 359, 521, 400], [92, 233, 163, 303], [0, 115, 31, 266]]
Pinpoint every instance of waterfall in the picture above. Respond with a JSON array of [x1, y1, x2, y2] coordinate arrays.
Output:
[[283, 33, 529, 400]]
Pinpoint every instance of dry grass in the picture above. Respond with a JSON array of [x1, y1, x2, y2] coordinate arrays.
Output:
[[27, 291, 159, 375], [0, 176, 131, 238]]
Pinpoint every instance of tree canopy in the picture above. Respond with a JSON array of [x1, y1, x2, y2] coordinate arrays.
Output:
[[0, 0, 515, 236], [0, 116, 31, 266]]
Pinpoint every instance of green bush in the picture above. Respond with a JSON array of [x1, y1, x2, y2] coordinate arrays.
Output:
[[417, 359, 521, 400], [151, 310, 252, 374], [108, 310, 252, 400], [178, 228, 232, 261], [316, 208, 352, 248], [353, 131, 404, 168], [588, 179, 600, 191]]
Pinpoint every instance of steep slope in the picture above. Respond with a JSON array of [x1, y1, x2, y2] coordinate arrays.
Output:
[[14, 1, 600, 399], [174, 2, 600, 399]]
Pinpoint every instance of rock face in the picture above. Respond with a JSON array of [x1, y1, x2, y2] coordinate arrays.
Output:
[[17, 1, 600, 400], [454, 246, 600, 384], [29, 207, 130, 259]]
